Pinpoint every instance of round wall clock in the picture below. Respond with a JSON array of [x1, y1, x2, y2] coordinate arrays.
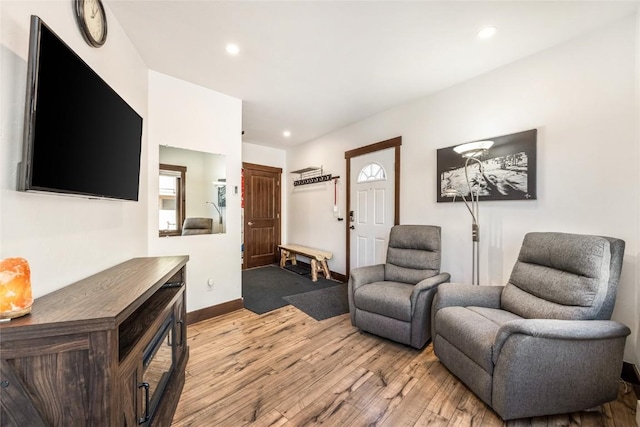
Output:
[[74, 0, 107, 47]]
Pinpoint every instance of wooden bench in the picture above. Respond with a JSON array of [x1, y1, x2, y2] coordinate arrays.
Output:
[[278, 244, 333, 282]]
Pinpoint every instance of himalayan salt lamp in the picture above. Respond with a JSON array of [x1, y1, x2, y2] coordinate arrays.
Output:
[[0, 257, 33, 319]]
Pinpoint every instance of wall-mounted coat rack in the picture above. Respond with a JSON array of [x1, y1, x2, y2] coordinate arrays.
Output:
[[291, 166, 343, 221], [291, 166, 339, 186]]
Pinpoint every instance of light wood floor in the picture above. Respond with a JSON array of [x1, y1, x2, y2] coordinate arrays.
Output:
[[172, 306, 638, 427]]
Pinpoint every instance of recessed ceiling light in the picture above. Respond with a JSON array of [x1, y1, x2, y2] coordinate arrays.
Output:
[[283, 130, 291, 138], [225, 43, 240, 55], [477, 27, 497, 39]]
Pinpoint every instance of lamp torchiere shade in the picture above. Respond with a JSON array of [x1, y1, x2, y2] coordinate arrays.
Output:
[[0, 257, 34, 319], [453, 140, 494, 158]]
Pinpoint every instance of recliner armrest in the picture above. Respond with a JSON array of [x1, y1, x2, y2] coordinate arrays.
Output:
[[490, 318, 630, 419], [410, 272, 451, 309], [493, 319, 631, 364], [348, 264, 385, 291], [348, 264, 385, 326]]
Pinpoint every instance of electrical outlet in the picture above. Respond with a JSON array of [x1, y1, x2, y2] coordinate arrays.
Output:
[[207, 278, 215, 291]]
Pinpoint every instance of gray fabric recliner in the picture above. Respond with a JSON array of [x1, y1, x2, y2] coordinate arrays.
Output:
[[348, 225, 451, 349], [182, 217, 213, 235], [432, 232, 630, 420]]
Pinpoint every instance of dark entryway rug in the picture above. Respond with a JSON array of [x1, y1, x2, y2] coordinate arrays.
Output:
[[242, 265, 343, 315], [283, 283, 349, 321]]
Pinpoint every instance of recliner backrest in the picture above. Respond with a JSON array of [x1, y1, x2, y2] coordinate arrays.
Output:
[[597, 236, 625, 319], [384, 225, 441, 284], [182, 217, 213, 236], [502, 232, 624, 320]]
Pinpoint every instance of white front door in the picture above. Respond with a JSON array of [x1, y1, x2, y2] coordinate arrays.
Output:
[[349, 148, 395, 268]]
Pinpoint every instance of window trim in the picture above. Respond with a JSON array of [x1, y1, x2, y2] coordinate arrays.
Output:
[[159, 163, 187, 237]]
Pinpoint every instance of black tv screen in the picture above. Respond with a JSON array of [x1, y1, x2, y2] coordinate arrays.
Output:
[[19, 16, 143, 201]]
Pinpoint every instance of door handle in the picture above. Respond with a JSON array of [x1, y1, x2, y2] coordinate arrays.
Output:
[[248, 221, 254, 226], [350, 225, 355, 230], [138, 382, 150, 424]]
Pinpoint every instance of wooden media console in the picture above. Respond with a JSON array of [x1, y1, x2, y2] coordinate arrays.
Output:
[[0, 256, 189, 426]]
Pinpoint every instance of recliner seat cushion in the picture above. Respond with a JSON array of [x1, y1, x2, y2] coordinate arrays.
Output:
[[435, 306, 523, 374], [353, 281, 414, 322]]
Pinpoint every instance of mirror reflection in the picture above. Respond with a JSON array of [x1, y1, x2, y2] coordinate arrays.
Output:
[[159, 146, 226, 236]]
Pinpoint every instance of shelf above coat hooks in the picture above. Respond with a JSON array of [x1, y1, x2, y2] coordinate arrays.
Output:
[[291, 166, 339, 186]]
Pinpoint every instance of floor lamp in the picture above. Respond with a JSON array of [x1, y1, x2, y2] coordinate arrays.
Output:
[[442, 140, 493, 285]]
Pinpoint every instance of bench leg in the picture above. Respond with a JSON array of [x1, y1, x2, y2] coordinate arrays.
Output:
[[279, 249, 288, 268], [320, 260, 331, 280], [310, 259, 319, 282], [280, 249, 297, 268]]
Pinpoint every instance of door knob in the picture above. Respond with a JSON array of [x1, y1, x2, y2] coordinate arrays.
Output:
[[248, 221, 254, 226], [350, 225, 355, 230]]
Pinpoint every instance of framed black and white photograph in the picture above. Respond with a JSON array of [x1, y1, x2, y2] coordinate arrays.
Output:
[[218, 185, 226, 208], [436, 129, 537, 202]]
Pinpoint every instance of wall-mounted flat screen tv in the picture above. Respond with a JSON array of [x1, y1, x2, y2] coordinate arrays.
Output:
[[19, 15, 143, 201]]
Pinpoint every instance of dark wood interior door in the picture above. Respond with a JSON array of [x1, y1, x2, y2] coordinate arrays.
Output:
[[243, 163, 282, 269]]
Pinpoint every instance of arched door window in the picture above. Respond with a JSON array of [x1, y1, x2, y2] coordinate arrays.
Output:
[[357, 162, 387, 183]]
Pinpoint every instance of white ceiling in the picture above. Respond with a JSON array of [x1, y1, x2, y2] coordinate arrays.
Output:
[[108, 1, 638, 148]]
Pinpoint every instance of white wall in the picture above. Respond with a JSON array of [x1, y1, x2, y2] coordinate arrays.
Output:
[[148, 71, 242, 313], [242, 142, 288, 244], [0, 1, 149, 296], [243, 142, 287, 169], [288, 15, 639, 364]]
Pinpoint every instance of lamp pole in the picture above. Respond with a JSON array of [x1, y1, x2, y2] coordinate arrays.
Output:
[[464, 156, 483, 285], [442, 184, 480, 285], [443, 140, 493, 285]]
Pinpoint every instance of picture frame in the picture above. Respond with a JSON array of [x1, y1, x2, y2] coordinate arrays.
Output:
[[436, 129, 537, 202], [218, 185, 226, 208]]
